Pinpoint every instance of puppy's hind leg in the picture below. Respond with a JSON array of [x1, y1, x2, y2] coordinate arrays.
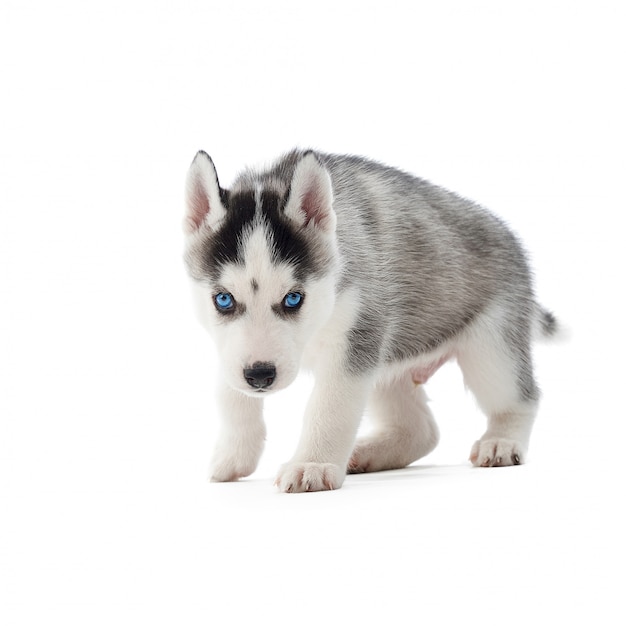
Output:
[[458, 311, 539, 468], [348, 374, 440, 473]]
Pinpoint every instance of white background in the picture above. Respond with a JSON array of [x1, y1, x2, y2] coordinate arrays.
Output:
[[1, 1, 624, 624]]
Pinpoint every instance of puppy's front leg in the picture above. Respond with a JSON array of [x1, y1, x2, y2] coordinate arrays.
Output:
[[209, 382, 266, 482], [276, 371, 370, 493]]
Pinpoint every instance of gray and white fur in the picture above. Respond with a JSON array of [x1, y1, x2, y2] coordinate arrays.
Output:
[[184, 149, 556, 492]]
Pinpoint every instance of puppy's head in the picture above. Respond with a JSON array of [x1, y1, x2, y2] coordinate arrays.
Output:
[[184, 150, 339, 396]]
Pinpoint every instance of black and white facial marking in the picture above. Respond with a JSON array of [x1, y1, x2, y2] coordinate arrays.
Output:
[[215, 217, 308, 318], [198, 188, 318, 284], [184, 149, 339, 285], [184, 150, 340, 396], [202, 219, 335, 395], [206, 189, 311, 326]]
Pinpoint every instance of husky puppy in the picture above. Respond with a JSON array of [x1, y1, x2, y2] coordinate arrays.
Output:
[[184, 149, 556, 492]]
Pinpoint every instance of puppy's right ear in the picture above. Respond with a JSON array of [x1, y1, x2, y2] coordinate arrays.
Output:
[[184, 151, 227, 234]]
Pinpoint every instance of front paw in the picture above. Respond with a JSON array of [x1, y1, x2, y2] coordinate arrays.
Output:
[[209, 448, 261, 482], [469, 438, 526, 468], [275, 462, 344, 493]]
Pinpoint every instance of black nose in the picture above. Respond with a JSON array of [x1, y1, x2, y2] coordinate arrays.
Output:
[[243, 362, 276, 390]]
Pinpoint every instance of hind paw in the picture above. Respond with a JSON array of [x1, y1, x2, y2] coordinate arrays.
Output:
[[348, 437, 404, 473], [470, 438, 526, 468], [348, 428, 438, 474]]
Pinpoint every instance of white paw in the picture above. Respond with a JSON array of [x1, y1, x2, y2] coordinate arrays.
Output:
[[348, 440, 376, 474], [470, 438, 526, 468], [348, 437, 398, 473], [209, 449, 260, 482], [348, 429, 439, 474], [275, 462, 344, 493]]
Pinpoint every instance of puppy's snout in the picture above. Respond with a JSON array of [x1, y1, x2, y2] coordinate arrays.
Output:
[[243, 362, 276, 390]]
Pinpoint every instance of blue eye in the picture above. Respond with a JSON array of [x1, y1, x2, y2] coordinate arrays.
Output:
[[283, 292, 303, 309], [215, 292, 234, 311]]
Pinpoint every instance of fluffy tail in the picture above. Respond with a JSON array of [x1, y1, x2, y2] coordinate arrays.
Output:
[[534, 306, 567, 342], [538, 308, 558, 338]]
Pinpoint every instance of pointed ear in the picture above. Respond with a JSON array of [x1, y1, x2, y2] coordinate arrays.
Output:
[[184, 151, 227, 234], [284, 152, 336, 233]]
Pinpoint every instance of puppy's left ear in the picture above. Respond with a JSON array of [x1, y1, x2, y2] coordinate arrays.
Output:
[[184, 151, 227, 234], [284, 152, 336, 233]]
